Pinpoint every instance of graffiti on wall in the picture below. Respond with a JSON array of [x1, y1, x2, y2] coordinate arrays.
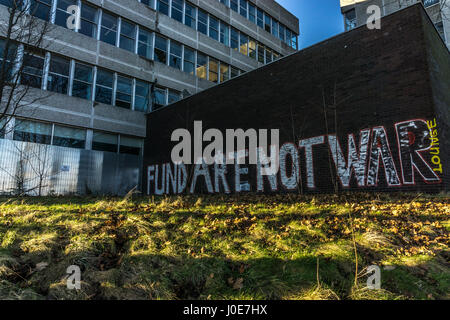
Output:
[[146, 119, 442, 195], [427, 118, 443, 175]]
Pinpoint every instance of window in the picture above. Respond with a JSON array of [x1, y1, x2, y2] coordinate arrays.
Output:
[[72, 62, 93, 100], [120, 136, 142, 155], [134, 80, 150, 112], [79, 3, 98, 38], [183, 47, 195, 75], [257, 43, 264, 63], [153, 86, 167, 108], [169, 41, 182, 70], [208, 58, 218, 83], [154, 35, 167, 64], [53, 125, 86, 149], [422, 0, 440, 7], [273, 52, 279, 61], [13, 120, 52, 144], [231, 28, 239, 51], [30, 0, 52, 21], [115, 76, 132, 109], [286, 29, 292, 46], [171, 0, 183, 23], [185, 3, 196, 29], [157, 0, 169, 15], [168, 89, 180, 104], [272, 20, 279, 38], [0, 39, 17, 81], [138, 28, 153, 60], [198, 9, 208, 35], [219, 0, 228, 6], [435, 21, 444, 40], [100, 12, 118, 46], [196, 53, 207, 80], [0, 118, 6, 139], [248, 39, 256, 60], [230, 0, 238, 12], [239, 33, 248, 56], [265, 47, 272, 64], [239, 0, 247, 18], [141, 0, 154, 7], [264, 14, 271, 33], [256, 9, 263, 28], [55, 0, 78, 29], [92, 131, 118, 153], [47, 55, 70, 94], [291, 33, 298, 50], [95, 68, 113, 105], [220, 63, 229, 83], [279, 24, 285, 42], [219, 22, 229, 46], [21, 50, 44, 89], [248, 3, 255, 23], [209, 16, 219, 41], [230, 66, 239, 78], [344, 9, 356, 31], [119, 20, 136, 52]]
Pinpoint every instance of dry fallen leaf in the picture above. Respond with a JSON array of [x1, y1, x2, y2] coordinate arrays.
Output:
[[35, 262, 48, 271], [233, 277, 244, 290]]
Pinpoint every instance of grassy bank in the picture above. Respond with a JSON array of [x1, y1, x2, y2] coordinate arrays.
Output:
[[0, 193, 448, 300]]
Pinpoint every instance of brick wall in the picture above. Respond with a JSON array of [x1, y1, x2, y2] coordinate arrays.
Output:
[[143, 4, 449, 195]]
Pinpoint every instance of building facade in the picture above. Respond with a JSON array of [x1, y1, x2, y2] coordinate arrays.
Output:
[[340, 0, 449, 49], [0, 0, 299, 195], [143, 4, 449, 195]]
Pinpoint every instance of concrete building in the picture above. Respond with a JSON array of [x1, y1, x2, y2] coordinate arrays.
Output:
[[340, 0, 450, 48], [0, 0, 299, 195]]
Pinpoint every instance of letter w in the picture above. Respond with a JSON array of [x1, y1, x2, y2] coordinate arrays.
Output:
[[328, 130, 370, 187]]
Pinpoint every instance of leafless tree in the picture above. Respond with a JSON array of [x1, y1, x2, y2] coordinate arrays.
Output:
[[0, 0, 53, 136]]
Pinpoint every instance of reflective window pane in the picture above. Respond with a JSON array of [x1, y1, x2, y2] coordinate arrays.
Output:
[[95, 68, 113, 105], [134, 80, 150, 112], [13, 120, 52, 144], [154, 35, 167, 64], [120, 136, 142, 155], [138, 28, 153, 60], [53, 125, 86, 149], [47, 55, 70, 94], [92, 131, 118, 153], [171, 0, 183, 23], [169, 41, 182, 70], [115, 76, 132, 109], [196, 53, 207, 80], [79, 3, 98, 38], [72, 63, 93, 100], [198, 10, 208, 35], [100, 12, 118, 46]]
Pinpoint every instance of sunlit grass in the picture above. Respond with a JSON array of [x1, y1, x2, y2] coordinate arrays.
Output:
[[0, 193, 448, 300]]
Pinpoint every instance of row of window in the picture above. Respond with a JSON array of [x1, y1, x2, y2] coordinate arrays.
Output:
[[0, 118, 144, 155], [151, 0, 297, 50], [215, 0, 298, 49], [0, 38, 186, 111], [0, 0, 253, 83]]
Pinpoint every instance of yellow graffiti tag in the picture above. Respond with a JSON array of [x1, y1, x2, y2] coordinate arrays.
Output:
[[427, 119, 443, 174]]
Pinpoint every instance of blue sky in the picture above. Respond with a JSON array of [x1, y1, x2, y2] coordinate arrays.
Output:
[[277, 0, 345, 49]]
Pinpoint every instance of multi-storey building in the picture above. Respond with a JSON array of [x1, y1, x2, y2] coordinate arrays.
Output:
[[0, 0, 299, 195], [340, 0, 449, 48]]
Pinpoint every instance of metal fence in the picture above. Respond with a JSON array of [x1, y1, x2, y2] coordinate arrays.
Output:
[[0, 139, 141, 196]]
